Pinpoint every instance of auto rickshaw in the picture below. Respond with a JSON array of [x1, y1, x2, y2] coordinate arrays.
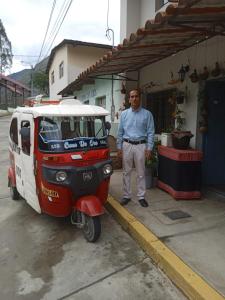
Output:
[[8, 99, 112, 242]]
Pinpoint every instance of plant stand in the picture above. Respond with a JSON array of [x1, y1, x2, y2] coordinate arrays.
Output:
[[157, 145, 203, 199]]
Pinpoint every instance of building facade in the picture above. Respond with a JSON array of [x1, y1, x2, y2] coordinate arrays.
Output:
[[47, 40, 112, 99]]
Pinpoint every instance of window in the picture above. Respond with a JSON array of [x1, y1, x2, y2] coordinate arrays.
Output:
[[10, 118, 18, 145], [21, 121, 31, 155], [59, 61, 64, 79], [95, 96, 106, 109], [51, 71, 55, 84], [38, 116, 107, 153], [146, 90, 176, 134]]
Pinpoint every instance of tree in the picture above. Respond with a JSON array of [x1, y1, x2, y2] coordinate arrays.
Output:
[[33, 71, 49, 95], [0, 19, 13, 73]]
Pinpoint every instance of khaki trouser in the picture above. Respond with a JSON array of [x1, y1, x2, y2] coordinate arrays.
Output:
[[122, 141, 146, 200]]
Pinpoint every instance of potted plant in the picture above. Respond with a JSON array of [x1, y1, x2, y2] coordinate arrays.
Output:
[[145, 140, 160, 188], [171, 105, 193, 149]]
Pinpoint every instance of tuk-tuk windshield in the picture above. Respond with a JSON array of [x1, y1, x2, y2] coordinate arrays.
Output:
[[38, 116, 107, 152]]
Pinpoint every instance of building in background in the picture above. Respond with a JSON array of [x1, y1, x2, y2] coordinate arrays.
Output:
[[46, 40, 111, 99]]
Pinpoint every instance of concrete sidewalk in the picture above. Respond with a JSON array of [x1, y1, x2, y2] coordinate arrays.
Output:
[[108, 170, 225, 300]]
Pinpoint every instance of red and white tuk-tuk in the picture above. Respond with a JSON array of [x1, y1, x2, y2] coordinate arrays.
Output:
[[8, 99, 112, 242]]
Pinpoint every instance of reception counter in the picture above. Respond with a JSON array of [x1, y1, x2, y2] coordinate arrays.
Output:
[[157, 145, 203, 199]]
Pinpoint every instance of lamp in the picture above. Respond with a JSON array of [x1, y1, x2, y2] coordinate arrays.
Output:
[[178, 64, 189, 82]]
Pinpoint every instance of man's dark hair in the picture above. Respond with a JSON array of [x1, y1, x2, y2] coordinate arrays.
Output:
[[129, 88, 142, 96]]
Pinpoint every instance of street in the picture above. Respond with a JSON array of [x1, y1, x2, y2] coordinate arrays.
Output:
[[0, 116, 185, 300]]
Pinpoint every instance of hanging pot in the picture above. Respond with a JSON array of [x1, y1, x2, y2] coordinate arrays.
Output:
[[121, 83, 126, 94], [189, 69, 199, 83], [199, 66, 209, 80], [211, 62, 221, 77]]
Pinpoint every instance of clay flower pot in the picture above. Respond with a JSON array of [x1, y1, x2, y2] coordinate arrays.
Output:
[[171, 131, 194, 150]]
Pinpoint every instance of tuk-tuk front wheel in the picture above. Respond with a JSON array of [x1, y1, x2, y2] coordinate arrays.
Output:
[[82, 214, 101, 242], [9, 181, 20, 200]]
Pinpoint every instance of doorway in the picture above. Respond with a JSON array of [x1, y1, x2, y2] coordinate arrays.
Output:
[[202, 80, 225, 193]]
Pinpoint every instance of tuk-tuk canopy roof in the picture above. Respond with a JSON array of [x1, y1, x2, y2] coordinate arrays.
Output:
[[15, 102, 109, 118]]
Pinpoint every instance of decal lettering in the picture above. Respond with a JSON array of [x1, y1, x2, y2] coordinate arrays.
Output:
[[64, 141, 78, 149], [100, 139, 107, 145], [90, 139, 98, 147], [16, 165, 21, 178], [79, 140, 88, 147], [41, 183, 59, 198], [47, 138, 107, 151], [50, 143, 61, 150]]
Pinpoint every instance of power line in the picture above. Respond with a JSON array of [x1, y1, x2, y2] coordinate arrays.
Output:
[[41, 0, 71, 57], [106, 0, 110, 29], [37, 0, 57, 64], [45, 0, 68, 46], [43, 0, 74, 58]]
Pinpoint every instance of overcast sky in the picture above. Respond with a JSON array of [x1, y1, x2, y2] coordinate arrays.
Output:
[[1, 0, 120, 74]]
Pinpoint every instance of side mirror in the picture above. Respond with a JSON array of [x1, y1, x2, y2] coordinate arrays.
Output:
[[105, 121, 111, 135]]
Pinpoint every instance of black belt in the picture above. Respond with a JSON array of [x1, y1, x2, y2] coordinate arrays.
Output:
[[123, 138, 146, 145]]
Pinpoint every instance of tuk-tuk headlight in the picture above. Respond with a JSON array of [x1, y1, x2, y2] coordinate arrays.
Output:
[[103, 164, 112, 175], [55, 171, 67, 182]]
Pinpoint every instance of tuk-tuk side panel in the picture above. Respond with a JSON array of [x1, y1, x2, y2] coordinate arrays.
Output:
[[17, 114, 41, 213], [34, 118, 73, 217], [8, 113, 25, 198], [37, 179, 73, 217]]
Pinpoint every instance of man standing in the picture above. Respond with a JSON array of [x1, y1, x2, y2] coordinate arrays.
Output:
[[117, 89, 155, 207]]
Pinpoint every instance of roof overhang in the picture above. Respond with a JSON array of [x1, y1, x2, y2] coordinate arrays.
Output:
[[59, 0, 225, 95]]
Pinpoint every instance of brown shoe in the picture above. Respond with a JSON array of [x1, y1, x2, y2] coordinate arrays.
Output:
[[139, 199, 148, 207], [120, 198, 131, 206]]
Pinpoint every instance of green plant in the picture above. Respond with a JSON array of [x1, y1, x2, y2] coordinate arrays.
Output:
[[145, 140, 160, 176], [172, 105, 185, 131], [161, 127, 173, 133]]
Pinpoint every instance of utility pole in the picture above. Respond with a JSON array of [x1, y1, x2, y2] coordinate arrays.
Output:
[[0, 35, 2, 74], [106, 28, 115, 122]]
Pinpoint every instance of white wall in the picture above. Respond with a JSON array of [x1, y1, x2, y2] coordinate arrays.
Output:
[[140, 0, 156, 27], [49, 44, 111, 99], [49, 45, 68, 99], [75, 76, 123, 137], [120, 0, 140, 42], [120, 0, 157, 42], [139, 35, 225, 148], [67, 45, 110, 83]]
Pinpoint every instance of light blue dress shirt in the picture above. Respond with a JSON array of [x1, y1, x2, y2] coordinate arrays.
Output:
[[117, 107, 155, 150]]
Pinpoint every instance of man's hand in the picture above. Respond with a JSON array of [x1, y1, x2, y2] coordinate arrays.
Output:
[[117, 149, 122, 158], [145, 149, 151, 160]]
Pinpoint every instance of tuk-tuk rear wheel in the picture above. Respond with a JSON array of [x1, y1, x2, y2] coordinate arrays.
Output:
[[9, 181, 20, 200], [82, 214, 101, 242]]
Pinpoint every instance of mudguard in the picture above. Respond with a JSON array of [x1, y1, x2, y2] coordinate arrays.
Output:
[[8, 167, 16, 187], [74, 195, 105, 216]]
